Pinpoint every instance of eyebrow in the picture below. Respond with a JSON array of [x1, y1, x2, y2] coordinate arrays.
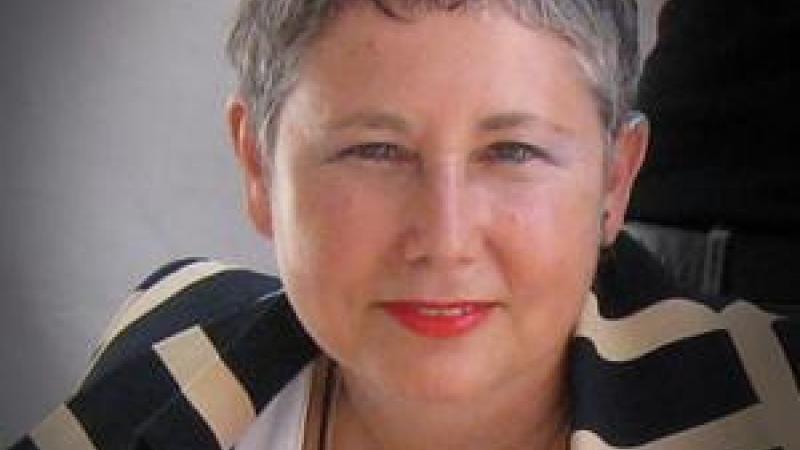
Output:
[[325, 111, 411, 133], [324, 110, 572, 136], [478, 111, 570, 136]]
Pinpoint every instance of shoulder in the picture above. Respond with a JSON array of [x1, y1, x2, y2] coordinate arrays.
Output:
[[574, 235, 800, 450], [12, 258, 319, 450], [85, 257, 285, 385]]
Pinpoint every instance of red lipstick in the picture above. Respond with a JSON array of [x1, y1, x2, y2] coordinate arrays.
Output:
[[382, 301, 494, 338]]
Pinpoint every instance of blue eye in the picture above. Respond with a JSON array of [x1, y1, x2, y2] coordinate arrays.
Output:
[[484, 142, 550, 164], [339, 143, 413, 162]]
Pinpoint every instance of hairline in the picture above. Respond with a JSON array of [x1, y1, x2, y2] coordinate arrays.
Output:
[[227, 0, 638, 156]]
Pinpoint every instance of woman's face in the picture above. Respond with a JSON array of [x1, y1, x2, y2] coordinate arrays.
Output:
[[238, 6, 644, 401]]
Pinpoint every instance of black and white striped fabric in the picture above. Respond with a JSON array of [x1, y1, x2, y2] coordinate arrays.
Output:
[[9, 236, 800, 450]]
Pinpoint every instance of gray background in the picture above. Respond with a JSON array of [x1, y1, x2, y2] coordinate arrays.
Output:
[[0, 0, 664, 444], [0, 0, 277, 443]]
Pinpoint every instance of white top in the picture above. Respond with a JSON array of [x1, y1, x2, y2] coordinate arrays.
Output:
[[236, 359, 333, 450]]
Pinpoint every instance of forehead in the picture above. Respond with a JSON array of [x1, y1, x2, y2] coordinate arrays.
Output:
[[283, 5, 604, 141]]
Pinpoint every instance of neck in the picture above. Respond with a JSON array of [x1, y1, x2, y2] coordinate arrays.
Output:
[[330, 358, 570, 450]]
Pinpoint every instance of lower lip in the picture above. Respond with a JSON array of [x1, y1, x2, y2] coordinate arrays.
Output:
[[382, 302, 494, 338]]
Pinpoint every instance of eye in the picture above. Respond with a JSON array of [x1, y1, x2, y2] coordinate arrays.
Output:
[[337, 142, 415, 163], [482, 141, 552, 164]]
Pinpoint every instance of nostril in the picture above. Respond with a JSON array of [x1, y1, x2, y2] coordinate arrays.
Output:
[[401, 210, 478, 267]]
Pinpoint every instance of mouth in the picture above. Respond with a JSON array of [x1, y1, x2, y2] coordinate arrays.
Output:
[[381, 301, 497, 339]]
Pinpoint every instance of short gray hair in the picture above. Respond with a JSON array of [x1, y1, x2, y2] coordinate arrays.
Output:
[[226, 0, 640, 149]]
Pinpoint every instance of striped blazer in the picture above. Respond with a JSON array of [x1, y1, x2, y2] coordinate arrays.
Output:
[[9, 235, 800, 450]]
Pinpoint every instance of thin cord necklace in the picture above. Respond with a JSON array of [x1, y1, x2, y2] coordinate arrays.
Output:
[[319, 362, 340, 450]]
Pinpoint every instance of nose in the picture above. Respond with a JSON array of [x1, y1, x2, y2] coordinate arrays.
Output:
[[403, 161, 481, 268]]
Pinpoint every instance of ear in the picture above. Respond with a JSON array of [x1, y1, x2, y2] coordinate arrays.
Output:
[[227, 96, 274, 239], [603, 113, 649, 244]]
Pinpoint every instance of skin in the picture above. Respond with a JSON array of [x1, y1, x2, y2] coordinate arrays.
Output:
[[229, 5, 648, 450]]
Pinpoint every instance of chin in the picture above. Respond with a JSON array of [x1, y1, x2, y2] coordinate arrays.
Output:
[[364, 349, 510, 404], [398, 374, 491, 404]]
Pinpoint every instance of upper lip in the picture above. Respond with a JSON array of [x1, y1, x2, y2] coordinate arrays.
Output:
[[381, 299, 500, 306]]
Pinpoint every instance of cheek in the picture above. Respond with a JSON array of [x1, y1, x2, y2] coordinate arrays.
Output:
[[490, 174, 604, 316], [497, 197, 600, 290], [493, 170, 604, 258], [274, 169, 402, 314], [491, 199, 599, 358], [271, 175, 376, 357], [295, 175, 401, 269]]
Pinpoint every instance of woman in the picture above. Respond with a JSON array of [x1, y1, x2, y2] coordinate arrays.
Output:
[[11, 0, 798, 449], [228, 0, 645, 448]]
